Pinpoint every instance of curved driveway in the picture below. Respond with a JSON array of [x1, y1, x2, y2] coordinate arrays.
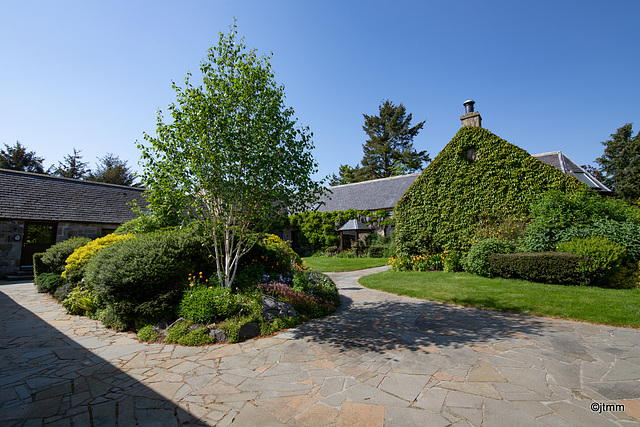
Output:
[[1, 267, 639, 426]]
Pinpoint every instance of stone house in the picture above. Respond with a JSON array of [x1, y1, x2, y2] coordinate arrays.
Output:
[[0, 169, 145, 278]]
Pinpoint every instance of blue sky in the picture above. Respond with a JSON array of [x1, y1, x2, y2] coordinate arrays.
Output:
[[1, 1, 638, 182]]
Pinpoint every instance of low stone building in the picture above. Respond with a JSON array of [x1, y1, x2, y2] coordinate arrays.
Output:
[[0, 169, 145, 278]]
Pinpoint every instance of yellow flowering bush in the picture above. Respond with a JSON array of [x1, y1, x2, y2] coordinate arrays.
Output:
[[63, 233, 134, 283]]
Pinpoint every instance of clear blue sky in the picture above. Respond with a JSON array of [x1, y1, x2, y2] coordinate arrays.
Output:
[[1, 1, 638, 182]]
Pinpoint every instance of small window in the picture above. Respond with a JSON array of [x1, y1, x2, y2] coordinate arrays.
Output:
[[466, 148, 478, 161]]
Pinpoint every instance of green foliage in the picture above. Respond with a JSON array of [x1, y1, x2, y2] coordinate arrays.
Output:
[[137, 325, 159, 342], [595, 123, 640, 203], [368, 246, 385, 258], [0, 141, 45, 173], [63, 234, 134, 283], [463, 238, 516, 277], [99, 306, 130, 331], [165, 319, 192, 343], [260, 316, 300, 335], [606, 261, 640, 290], [389, 250, 462, 272], [333, 100, 428, 184], [33, 252, 47, 283], [53, 282, 76, 302], [234, 234, 303, 290], [258, 283, 336, 318], [522, 189, 640, 252], [52, 148, 89, 179], [558, 219, 640, 262], [557, 236, 628, 287], [138, 25, 322, 288], [86, 228, 209, 330], [395, 127, 585, 255], [289, 209, 390, 254], [219, 316, 256, 344], [488, 252, 585, 285], [86, 153, 137, 186], [36, 272, 64, 294], [177, 327, 215, 346], [41, 237, 91, 275], [61, 287, 98, 315], [179, 286, 241, 323]]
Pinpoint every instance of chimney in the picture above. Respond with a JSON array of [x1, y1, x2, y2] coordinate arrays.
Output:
[[460, 99, 482, 127]]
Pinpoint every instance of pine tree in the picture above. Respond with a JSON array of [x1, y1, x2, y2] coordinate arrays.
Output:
[[0, 141, 45, 173], [595, 124, 640, 203], [53, 148, 90, 179], [87, 153, 137, 186]]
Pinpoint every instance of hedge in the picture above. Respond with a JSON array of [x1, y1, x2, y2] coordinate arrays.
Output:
[[394, 127, 585, 255], [489, 252, 585, 285]]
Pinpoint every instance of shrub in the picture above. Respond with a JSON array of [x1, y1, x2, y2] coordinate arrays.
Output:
[[557, 236, 628, 287], [260, 316, 300, 335], [137, 324, 159, 342], [395, 127, 585, 256], [606, 261, 640, 289], [53, 282, 76, 302], [489, 252, 585, 285], [558, 219, 640, 262], [177, 327, 215, 346], [234, 234, 303, 290], [33, 252, 47, 283], [165, 319, 192, 343], [63, 234, 134, 283], [219, 316, 256, 343], [61, 287, 98, 315], [304, 271, 341, 307], [86, 228, 210, 330], [523, 190, 640, 252], [463, 238, 516, 277], [41, 237, 91, 274], [36, 272, 64, 294], [178, 285, 241, 324], [368, 246, 385, 258]]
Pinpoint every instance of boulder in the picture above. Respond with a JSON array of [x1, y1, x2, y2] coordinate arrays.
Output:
[[208, 329, 228, 343], [238, 322, 261, 341], [262, 294, 297, 322]]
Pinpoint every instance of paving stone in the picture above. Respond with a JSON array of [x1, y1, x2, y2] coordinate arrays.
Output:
[[445, 390, 483, 409], [439, 381, 501, 399], [548, 401, 619, 427], [254, 395, 319, 423], [448, 406, 483, 426], [230, 403, 285, 426], [467, 359, 506, 382], [336, 401, 384, 427], [295, 403, 339, 426], [484, 398, 539, 427], [379, 373, 429, 402], [586, 381, 640, 400], [386, 406, 450, 427]]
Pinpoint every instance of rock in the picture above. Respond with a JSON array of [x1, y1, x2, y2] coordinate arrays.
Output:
[[208, 329, 228, 342], [154, 319, 169, 333], [188, 323, 205, 332], [262, 294, 297, 322], [238, 322, 261, 341]]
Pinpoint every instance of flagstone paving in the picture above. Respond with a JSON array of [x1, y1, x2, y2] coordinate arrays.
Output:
[[1, 267, 640, 426]]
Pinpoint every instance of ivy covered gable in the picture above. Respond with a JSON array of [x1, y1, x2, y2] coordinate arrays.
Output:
[[395, 126, 586, 255]]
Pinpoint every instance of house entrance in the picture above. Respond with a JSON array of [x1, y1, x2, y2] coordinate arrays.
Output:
[[20, 222, 57, 266]]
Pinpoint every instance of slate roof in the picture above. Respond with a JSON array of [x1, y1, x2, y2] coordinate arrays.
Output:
[[316, 173, 420, 212], [0, 169, 146, 224], [532, 151, 612, 193]]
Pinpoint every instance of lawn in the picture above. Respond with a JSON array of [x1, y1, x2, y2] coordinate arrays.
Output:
[[302, 256, 389, 272], [359, 271, 640, 328]]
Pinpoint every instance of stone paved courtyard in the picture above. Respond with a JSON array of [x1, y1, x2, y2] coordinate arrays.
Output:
[[1, 266, 640, 426]]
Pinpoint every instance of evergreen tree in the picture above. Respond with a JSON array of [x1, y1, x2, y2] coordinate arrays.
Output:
[[88, 153, 137, 186], [360, 100, 429, 179], [595, 124, 640, 203], [52, 148, 90, 179], [0, 141, 45, 173], [332, 100, 429, 184]]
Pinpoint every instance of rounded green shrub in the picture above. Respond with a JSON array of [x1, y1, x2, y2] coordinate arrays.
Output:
[[178, 286, 241, 324], [137, 324, 159, 342], [61, 287, 98, 315], [85, 228, 210, 330], [165, 319, 192, 343], [177, 328, 215, 346], [557, 236, 628, 287], [463, 238, 516, 277], [36, 272, 65, 294], [63, 234, 134, 283], [41, 237, 91, 275]]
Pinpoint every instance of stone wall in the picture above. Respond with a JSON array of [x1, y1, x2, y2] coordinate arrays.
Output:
[[0, 220, 24, 278], [0, 221, 121, 278]]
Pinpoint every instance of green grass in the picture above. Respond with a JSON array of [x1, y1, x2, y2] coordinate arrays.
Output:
[[359, 271, 640, 328], [302, 256, 389, 272]]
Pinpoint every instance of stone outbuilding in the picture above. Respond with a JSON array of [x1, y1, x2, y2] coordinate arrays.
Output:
[[0, 169, 145, 278]]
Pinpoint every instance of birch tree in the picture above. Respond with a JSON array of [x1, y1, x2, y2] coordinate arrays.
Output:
[[138, 25, 322, 288]]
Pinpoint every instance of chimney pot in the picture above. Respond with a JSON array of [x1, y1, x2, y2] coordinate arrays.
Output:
[[463, 99, 475, 114]]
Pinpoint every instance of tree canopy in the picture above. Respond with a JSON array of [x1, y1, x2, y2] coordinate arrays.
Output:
[[331, 100, 429, 185], [52, 148, 90, 179], [0, 141, 45, 173], [595, 123, 640, 203], [138, 25, 323, 288], [87, 153, 137, 186]]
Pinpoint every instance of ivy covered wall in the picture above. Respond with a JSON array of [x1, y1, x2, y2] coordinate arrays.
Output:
[[395, 127, 586, 255]]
